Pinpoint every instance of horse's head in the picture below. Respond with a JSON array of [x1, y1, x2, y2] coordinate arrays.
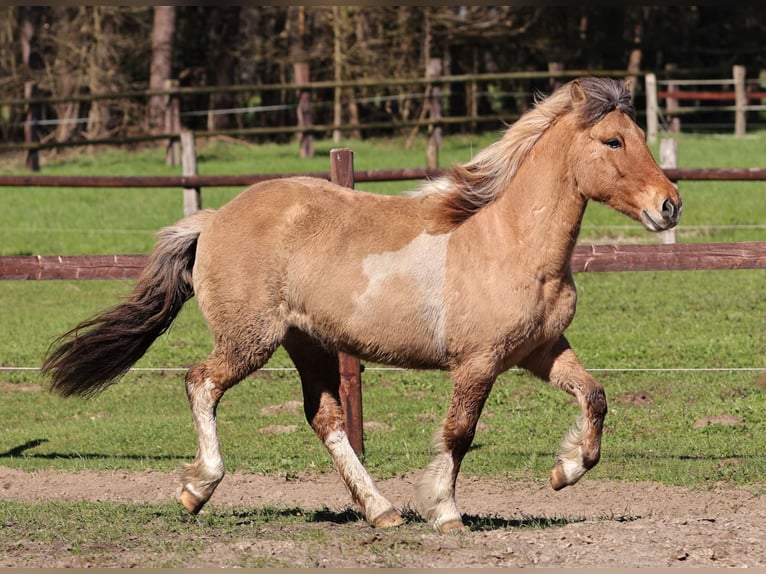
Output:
[[567, 78, 682, 232]]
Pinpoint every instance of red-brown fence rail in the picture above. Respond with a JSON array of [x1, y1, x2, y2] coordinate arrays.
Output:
[[3, 242, 765, 281], [2, 167, 766, 190]]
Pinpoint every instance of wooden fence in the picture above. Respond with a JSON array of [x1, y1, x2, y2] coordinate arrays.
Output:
[[12, 65, 766, 171], [645, 65, 766, 142], [2, 151, 766, 454]]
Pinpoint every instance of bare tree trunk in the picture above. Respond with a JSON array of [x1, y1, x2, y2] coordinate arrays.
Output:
[[148, 6, 175, 133], [207, 7, 240, 131], [332, 7, 359, 142], [52, 7, 86, 144], [626, 10, 644, 98], [20, 6, 44, 72], [85, 6, 111, 141], [20, 6, 43, 170], [332, 6, 343, 143]]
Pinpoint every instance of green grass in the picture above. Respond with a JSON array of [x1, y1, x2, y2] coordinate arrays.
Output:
[[0, 499, 340, 567], [0, 131, 765, 490]]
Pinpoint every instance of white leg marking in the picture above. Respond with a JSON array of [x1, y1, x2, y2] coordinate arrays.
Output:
[[557, 419, 587, 485], [189, 377, 224, 480], [325, 429, 393, 521], [415, 451, 461, 530]]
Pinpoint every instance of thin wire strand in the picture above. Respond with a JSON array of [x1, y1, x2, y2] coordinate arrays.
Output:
[[2, 366, 762, 373]]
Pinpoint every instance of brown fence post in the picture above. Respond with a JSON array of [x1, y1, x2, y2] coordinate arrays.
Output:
[[164, 79, 180, 166], [665, 63, 680, 133], [24, 81, 41, 172], [733, 65, 747, 137], [181, 131, 201, 216], [659, 137, 678, 244], [330, 147, 364, 456], [645, 73, 658, 144]]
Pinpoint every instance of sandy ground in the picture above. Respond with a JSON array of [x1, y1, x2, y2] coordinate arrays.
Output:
[[2, 466, 766, 567]]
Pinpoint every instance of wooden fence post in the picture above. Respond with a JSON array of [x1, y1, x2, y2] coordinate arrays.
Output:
[[733, 64, 747, 137], [330, 147, 364, 456], [294, 62, 314, 159], [645, 73, 658, 144], [659, 137, 678, 244], [665, 64, 680, 133], [24, 81, 41, 172], [181, 131, 201, 216], [164, 79, 181, 166]]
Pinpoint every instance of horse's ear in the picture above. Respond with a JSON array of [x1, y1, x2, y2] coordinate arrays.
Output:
[[570, 80, 586, 104]]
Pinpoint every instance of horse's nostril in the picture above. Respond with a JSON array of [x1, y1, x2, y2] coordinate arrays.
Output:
[[661, 198, 676, 220]]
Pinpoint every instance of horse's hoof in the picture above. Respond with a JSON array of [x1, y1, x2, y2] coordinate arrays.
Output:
[[550, 463, 571, 491], [179, 487, 207, 514], [370, 508, 404, 528], [438, 519, 466, 533]]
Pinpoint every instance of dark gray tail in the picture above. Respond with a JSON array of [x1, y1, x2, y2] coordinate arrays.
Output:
[[42, 210, 215, 397]]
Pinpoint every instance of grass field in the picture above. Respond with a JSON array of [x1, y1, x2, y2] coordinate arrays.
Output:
[[0, 130, 764, 488]]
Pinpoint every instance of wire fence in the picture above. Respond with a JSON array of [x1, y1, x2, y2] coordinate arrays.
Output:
[[2, 366, 761, 373]]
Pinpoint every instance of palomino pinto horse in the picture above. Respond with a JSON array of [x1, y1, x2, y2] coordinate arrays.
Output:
[[43, 77, 681, 532]]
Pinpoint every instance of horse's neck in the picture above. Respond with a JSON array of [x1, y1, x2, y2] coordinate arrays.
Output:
[[484, 129, 587, 274]]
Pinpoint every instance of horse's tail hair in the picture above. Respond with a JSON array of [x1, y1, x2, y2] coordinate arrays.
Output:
[[42, 209, 215, 398]]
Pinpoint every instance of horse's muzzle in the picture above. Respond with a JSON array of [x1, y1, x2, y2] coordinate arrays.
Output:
[[641, 197, 682, 231]]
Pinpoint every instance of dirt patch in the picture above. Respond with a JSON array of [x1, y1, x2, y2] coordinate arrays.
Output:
[[615, 390, 653, 407], [692, 414, 745, 429], [1, 467, 765, 567]]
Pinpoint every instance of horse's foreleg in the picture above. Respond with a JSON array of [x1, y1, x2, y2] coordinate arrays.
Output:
[[522, 336, 607, 490], [415, 364, 495, 532], [283, 332, 402, 528]]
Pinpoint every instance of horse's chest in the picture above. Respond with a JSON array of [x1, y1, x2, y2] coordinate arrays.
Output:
[[494, 275, 577, 353], [535, 279, 577, 337]]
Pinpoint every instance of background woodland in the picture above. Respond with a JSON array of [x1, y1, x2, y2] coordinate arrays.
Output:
[[2, 6, 766, 143]]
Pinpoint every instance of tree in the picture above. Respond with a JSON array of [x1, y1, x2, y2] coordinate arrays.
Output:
[[148, 6, 175, 133], [205, 6, 241, 131]]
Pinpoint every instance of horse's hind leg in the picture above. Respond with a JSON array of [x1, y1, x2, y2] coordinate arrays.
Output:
[[521, 335, 607, 490], [282, 329, 402, 528], [180, 342, 276, 513]]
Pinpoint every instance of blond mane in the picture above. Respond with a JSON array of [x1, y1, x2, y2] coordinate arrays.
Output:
[[417, 77, 635, 232]]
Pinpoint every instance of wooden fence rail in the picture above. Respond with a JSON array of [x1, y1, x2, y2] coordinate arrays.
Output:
[[2, 163, 766, 278], [3, 242, 766, 281], [2, 167, 766, 190]]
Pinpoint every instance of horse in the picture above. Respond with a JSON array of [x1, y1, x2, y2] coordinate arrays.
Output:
[[41, 77, 681, 532]]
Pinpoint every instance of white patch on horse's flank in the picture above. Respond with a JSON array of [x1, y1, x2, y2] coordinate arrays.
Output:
[[356, 232, 451, 356]]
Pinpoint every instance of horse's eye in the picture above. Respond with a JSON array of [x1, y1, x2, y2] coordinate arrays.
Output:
[[605, 138, 622, 149]]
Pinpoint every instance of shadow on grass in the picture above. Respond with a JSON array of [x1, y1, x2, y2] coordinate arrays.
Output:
[[214, 505, 595, 532], [307, 506, 619, 532], [0, 438, 49, 457], [0, 440, 188, 463]]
